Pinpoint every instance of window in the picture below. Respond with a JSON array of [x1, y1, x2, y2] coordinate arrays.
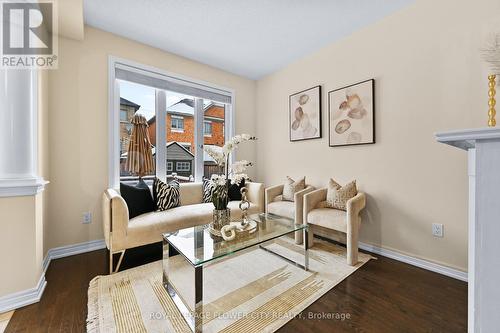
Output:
[[120, 109, 128, 122], [176, 161, 191, 172], [203, 101, 226, 179], [203, 121, 212, 136], [117, 80, 156, 181], [171, 116, 184, 131], [110, 58, 233, 188]]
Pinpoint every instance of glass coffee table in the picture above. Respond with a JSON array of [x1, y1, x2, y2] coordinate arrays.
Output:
[[162, 212, 309, 332]]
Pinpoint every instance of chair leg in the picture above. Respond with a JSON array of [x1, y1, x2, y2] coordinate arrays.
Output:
[[110, 250, 126, 274], [308, 226, 314, 248], [346, 230, 358, 266], [109, 249, 113, 274]]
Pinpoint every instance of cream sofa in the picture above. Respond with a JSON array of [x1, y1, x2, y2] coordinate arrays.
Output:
[[265, 184, 315, 244], [103, 181, 264, 273], [304, 188, 366, 266]]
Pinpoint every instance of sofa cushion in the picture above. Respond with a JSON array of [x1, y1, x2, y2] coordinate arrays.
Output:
[[202, 178, 213, 203], [307, 208, 347, 232], [179, 182, 204, 206], [153, 178, 180, 211], [120, 179, 155, 219], [267, 201, 295, 219], [228, 178, 245, 201]]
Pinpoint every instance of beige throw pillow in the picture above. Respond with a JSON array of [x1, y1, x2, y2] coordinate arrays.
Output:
[[282, 176, 305, 201], [326, 179, 357, 211]]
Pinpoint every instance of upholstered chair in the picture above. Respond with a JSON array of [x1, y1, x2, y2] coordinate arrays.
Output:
[[265, 184, 315, 244], [303, 188, 366, 265]]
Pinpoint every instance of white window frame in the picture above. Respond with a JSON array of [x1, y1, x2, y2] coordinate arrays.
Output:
[[203, 120, 212, 137], [120, 109, 128, 122], [176, 161, 191, 172], [108, 56, 235, 188], [171, 115, 185, 132], [167, 161, 173, 172]]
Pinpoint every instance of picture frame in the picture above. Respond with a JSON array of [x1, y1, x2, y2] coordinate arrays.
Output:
[[289, 85, 322, 142], [328, 79, 375, 147]]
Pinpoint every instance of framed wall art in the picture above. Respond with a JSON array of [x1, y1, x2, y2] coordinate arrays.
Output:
[[289, 85, 322, 141], [328, 79, 374, 147]]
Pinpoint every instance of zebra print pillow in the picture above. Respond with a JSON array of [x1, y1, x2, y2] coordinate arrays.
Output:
[[202, 178, 213, 203], [153, 178, 180, 211]]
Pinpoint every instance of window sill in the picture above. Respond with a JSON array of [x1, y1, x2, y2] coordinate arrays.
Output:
[[171, 129, 184, 133], [0, 177, 49, 197]]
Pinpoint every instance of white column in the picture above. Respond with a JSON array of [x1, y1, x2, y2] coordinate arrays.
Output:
[[467, 148, 476, 333], [0, 68, 46, 196]]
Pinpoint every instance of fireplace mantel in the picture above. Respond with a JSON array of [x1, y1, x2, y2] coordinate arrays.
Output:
[[436, 127, 500, 150], [436, 127, 500, 333]]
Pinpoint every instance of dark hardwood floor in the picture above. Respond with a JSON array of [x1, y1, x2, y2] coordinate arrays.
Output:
[[5, 242, 467, 332]]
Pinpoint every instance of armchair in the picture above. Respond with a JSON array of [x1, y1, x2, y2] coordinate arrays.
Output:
[[265, 183, 315, 244], [304, 188, 366, 266]]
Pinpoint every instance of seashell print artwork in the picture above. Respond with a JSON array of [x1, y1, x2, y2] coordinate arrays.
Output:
[[335, 119, 351, 134], [328, 79, 375, 146], [289, 86, 321, 141]]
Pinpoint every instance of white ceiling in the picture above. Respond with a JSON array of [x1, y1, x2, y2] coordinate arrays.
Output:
[[84, 0, 413, 80]]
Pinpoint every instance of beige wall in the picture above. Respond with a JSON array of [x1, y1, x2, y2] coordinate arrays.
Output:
[[0, 196, 43, 296], [256, 0, 500, 271], [46, 26, 256, 252]]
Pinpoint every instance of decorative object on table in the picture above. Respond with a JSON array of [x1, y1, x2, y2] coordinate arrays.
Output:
[[220, 220, 258, 241], [282, 176, 306, 201], [328, 79, 375, 147], [289, 85, 322, 141], [239, 187, 250, 228], [204, 134, 256, 236], [125, 113, 154, 178], [153, 177, 180, 211], [480, 30, 500, 127]]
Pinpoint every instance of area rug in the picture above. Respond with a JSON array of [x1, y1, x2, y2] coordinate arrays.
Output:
[[87, 238, 373, 333]]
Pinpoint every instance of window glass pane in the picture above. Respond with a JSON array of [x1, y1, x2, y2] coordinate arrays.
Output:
[[171, 117, 184, 130], [118, 80, 156, 182], [203, 121, 212, 136], [203, 100, 225, 179], [165, 93, 195, 182]]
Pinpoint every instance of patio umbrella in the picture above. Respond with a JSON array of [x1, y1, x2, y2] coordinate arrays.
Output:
[[125, 113, 154, 178]]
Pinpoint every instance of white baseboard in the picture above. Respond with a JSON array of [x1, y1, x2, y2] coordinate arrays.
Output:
[[0, 274, 47, 313], [1, 239, 106, 313], [359, 241, 468, 282], [43, 239, 106, 273]]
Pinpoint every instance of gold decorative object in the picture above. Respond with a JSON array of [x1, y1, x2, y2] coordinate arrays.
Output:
[[488, 74, 497, 127]]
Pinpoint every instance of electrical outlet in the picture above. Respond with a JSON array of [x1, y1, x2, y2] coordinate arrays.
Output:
[[82, 212, 92, 224], [432, 223, 443, 238]]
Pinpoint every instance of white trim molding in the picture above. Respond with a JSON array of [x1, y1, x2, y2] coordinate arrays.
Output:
[[0, 274, 46, 313], [43, 239, 106, 273], [359, 242, 468, 282], [0, 178, 48, 197]]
